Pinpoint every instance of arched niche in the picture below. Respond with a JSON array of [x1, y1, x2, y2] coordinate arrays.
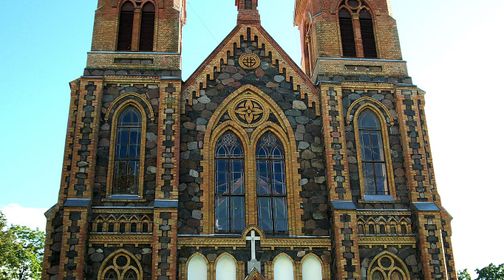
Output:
[[301, 254, 323, 280], [187, 254, 208, 280], [273, 254, 294, 280], [215, 253, 237, 280]]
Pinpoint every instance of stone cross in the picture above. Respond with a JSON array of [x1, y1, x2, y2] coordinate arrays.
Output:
[[246, 230, 261, 273]]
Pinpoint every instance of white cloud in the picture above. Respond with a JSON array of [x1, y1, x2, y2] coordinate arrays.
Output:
[[1, 203, 47, 231]]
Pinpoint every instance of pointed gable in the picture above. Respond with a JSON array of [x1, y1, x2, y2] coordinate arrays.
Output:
[[183, 24, 319, 114]]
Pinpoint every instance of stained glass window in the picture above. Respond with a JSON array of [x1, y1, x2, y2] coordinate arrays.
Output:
[[358, 110, 389, 196], [113, 107, 142, 195], [256, 132, 288, 234], [215, 132, 245, 233]]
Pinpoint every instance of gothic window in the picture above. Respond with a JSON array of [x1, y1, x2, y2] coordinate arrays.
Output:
[[338, 0, 378, 58], [256, 132, 288, 234], [215, 254, 237, 280], [215, 132, 246, 233], [368, 252, 410, 280], [360, 9, 378, 58], [302, 255, 323, 280], [117, 2, 135, 51], [339, 8, 356, 57], [358, 110, 389, 196], [187, 254, 208, 280], [274, 254, 295, 280], [98, 250, 142, 280], [139, 3, 155, 51], [113, 107, 142, 195]]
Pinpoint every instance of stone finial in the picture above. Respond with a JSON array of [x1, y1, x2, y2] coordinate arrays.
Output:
[[236, 0, 260, 25]]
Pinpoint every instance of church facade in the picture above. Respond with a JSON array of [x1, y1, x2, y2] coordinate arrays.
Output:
[[42, 0, 457, 279]]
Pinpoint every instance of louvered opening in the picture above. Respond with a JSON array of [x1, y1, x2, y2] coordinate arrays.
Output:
[[360, 9, 378, 58], [339, 9, 357, 57], [139, 3, 155, 52], [117, 2, 135, 51], [245, 0, 253, 9]]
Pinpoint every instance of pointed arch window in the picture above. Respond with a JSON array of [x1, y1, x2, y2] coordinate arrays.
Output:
[[256, 132, 288, 234], [215, 132, 246, 233], [139, 3, 155, 51], [368, 252, 410, 280], [113, 107, 142, 195], [339, 8, 356, 57], [117, 2, 135, 51], [360, 9, 378, 58], [98, 250, 142, 280], [302, 255, 323, 280], [338, 0, 378, 58], [215, 254, 237, 280], [358, 110, 388, 196], [274, 255, 295, 280], [187, 254, 208, 280]]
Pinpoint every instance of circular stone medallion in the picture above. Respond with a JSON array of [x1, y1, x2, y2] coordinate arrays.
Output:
[[229, 96, 270, 128], [239, 53, 261, 70]]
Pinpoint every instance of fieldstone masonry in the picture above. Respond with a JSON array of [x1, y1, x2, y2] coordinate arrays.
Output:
[[42, 0, 457, 279]]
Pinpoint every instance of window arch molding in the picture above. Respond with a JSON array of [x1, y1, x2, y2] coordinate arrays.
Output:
[[367, 251, 411, 280], [97, 249, 143, 280], [348, 100, 396, 200], [106, 98, 150, 199], [201, 85, 302, 235]]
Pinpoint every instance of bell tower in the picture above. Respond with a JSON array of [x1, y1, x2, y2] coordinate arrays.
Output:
[[88, 0, 186, 71], [295, 0, 403, 79], [42, 1, 186, 279]]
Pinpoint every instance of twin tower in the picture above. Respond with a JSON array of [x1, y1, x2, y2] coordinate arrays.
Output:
[[42, 0, 457, 279]]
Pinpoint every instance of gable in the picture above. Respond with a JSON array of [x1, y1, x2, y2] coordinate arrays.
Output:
[[182, 25, 319, 114]]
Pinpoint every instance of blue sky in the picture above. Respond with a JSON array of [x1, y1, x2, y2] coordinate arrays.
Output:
[[1, 0, 503, 275]]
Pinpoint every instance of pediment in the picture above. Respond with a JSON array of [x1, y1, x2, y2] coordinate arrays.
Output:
[[183, 24, 318, 114], [245, 269, 267, 280]]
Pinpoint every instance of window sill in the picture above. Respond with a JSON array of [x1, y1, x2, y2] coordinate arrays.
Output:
[[103, 195, 146, 202], [362, 195, 395, 202]]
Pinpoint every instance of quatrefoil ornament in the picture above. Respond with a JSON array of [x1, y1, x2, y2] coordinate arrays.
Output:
[[229, 95, 270, 128]]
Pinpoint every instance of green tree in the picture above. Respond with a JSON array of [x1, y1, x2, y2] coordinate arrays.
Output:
[[0, 211, 45, 280], [476, 263, 504, 280], [458, 269, 472, 280]]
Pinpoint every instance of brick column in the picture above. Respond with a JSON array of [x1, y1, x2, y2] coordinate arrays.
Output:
[[57, 79, 103, 279]]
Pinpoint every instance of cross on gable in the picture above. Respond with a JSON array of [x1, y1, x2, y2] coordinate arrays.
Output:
[[245, 230, 261, 261], [245, 229, 262, 274]]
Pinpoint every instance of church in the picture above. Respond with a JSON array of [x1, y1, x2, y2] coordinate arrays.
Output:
[[42, 0, 457, 279]]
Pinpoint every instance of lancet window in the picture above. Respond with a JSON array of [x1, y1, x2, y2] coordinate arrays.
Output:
[[113, 107, 142, 195], [357, 110, 389, 196], [338, 0, 378, 58], [256, 132, 288, 234], [214, 132, 246, 233], [116, 1, 156, 51]]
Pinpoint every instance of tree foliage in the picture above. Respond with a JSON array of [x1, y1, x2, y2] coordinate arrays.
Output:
[[458, 269, 472, 280], [475, 263, 504, 280], [0, 211, 45, 280]]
